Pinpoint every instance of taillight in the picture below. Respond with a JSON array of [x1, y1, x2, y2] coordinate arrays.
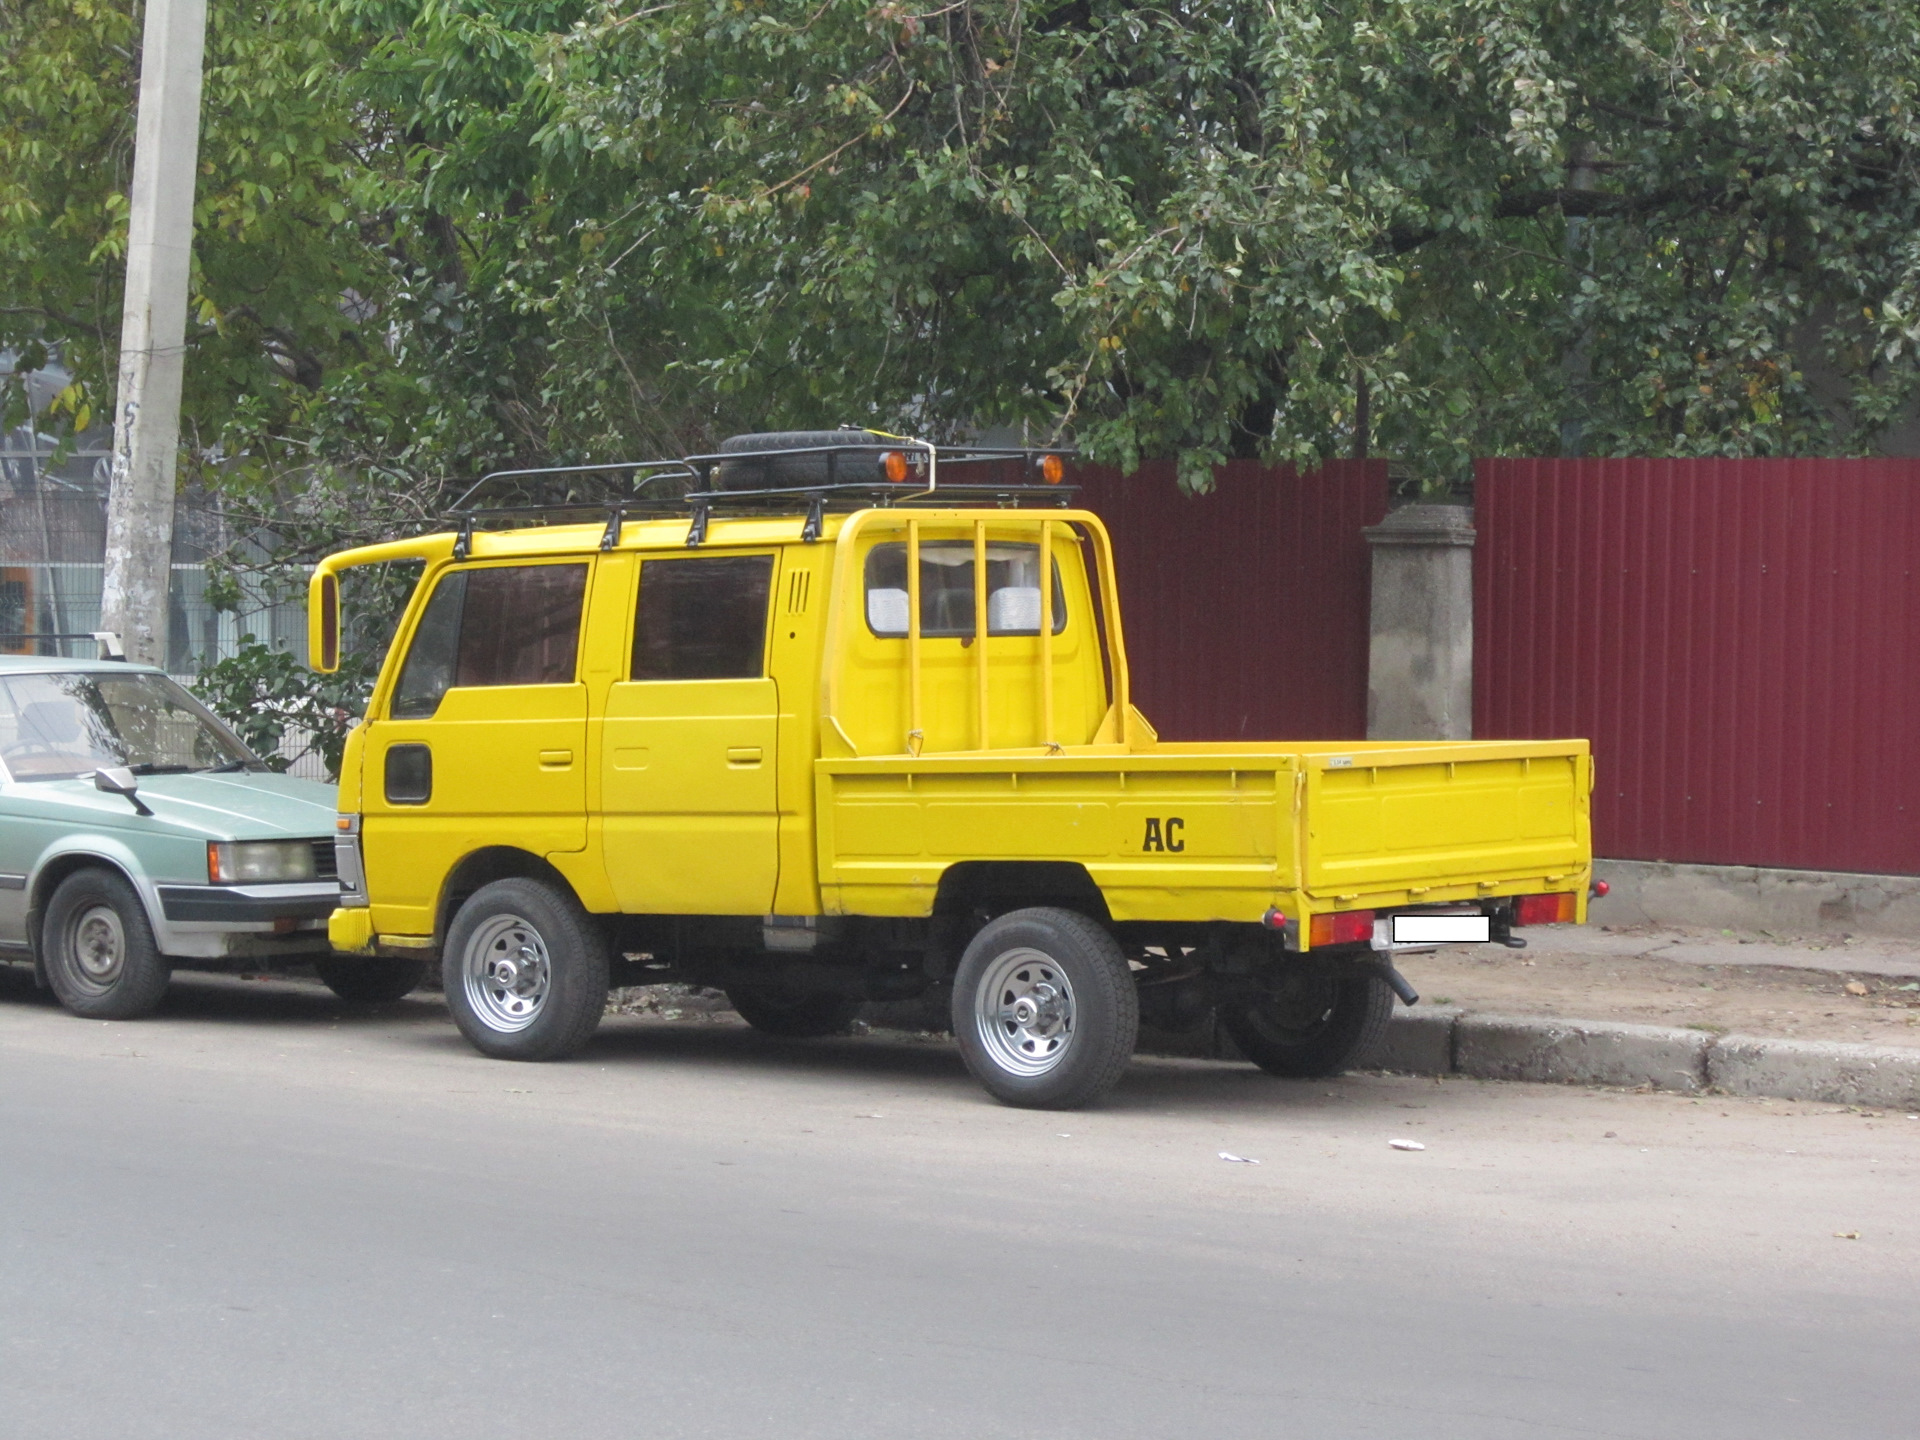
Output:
[[1308, 909, 1375, 947], [1512, 892, 1576, 926], [1590, 879, 1611, 898]]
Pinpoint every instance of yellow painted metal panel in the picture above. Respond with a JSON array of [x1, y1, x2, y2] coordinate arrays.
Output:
[[361, 681, 589, 934], [599, 677, 780, 914]]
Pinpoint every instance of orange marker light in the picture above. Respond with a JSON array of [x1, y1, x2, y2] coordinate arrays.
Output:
[[880, 451, 910, 483], [1039, 454, 1064, 484]]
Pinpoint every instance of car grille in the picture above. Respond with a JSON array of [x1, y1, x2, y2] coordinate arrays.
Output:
[[310, 839, 339, 882]]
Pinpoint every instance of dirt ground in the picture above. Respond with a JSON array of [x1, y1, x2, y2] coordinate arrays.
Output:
[[1399, 924, 1920, 1048]]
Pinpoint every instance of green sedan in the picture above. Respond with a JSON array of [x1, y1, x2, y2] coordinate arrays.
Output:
[[0, 654, 424, 1018]]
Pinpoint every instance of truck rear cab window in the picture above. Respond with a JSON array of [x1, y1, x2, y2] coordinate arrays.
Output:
[[864, 541, 1066, 638], [632, 554, 774, 680], [391, 563, 587, 718]]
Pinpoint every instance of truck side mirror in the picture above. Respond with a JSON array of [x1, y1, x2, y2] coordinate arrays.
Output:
[[94, 766, 155, 817], [311, 571, 340, 672]]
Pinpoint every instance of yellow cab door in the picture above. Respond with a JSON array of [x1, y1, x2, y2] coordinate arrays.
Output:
[[359, 560, 591, 936], [597, 550, 780, 914]]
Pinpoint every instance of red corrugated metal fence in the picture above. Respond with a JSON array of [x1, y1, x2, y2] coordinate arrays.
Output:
[[1476, 458, 1920, 874], [1072, 460, 1387, 741]]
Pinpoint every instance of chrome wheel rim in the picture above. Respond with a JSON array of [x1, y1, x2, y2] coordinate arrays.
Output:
[[67, 904, 127, 993], [975, 947, 1076, 1076], [462, 914, 551, 1033]]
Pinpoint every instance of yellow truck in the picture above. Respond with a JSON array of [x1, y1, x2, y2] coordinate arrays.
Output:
[[311, 432, 1593, 1108]]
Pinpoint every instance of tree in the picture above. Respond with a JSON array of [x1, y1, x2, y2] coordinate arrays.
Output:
[[8, 0, 1920, 510]]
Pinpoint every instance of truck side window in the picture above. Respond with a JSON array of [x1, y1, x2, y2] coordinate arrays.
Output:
[[864, 542, 1067, 639], [632, 554, 774, 680], [391, 564, 588, 718]]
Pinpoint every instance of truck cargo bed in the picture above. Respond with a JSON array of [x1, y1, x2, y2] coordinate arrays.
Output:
[[817, 738, 1591, 933]]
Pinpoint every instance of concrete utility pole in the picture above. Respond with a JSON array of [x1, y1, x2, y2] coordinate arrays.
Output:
[[101, 0, 208, 668]]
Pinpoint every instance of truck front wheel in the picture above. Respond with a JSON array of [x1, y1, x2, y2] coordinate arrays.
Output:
[[443, 878, 608, 1061], [952, 907, 1138, 1110], [1217, 967, 1394, 1078], [316, 954, 427, 1005]]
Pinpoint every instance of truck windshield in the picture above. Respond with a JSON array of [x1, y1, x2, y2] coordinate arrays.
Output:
[[865, 542, 1067, 638], [0, 671, 260, 781]]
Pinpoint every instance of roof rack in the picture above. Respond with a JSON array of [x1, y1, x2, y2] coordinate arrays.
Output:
[[448, 436, 1077, 553], [0, 631, 127, 660], [449, 460, 698, 559]]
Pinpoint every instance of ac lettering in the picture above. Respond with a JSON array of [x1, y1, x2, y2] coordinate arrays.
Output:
[[1141, 817, 1186, 853]]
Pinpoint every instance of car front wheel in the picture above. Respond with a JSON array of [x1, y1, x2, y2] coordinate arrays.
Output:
[[41, 868, 172, 1020], [443, 878, 608, 1061]]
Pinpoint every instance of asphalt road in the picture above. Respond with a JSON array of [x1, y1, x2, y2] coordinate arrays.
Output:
[[3, 966, 1916, 1440]]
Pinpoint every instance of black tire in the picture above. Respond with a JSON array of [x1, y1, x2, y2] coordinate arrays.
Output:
[[726, 985, 864, 1038], [951, 907, 1138, 1109], [442, 878, 608, 1061], [1217, 967, 1395, 1078], [316, 954, 428, 1005], [40, 867, 172, 1020], [714, 430, 891, 490]]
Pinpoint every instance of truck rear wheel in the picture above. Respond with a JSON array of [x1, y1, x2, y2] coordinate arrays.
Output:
[[952, 907, 1137, 1109], [1217, 967, 1394, 1078], [726, 985, 863, 1038], [443, 878, 608, 1061]]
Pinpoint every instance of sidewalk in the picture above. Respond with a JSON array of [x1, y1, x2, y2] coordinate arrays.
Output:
[[1119, 920, 1920, 1107], [1398, 921, 1920, 1050]]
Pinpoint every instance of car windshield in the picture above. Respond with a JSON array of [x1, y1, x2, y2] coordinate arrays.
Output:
[[0, 671, 260, 782]]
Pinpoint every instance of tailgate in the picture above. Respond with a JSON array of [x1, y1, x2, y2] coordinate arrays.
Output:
[[1300, 741, 1591, 899]]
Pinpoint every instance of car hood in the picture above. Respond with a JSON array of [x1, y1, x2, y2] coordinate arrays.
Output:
[[41, 770, 340, 841]]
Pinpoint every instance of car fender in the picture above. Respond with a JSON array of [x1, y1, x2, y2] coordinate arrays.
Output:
[[26, 834, 174, 956]]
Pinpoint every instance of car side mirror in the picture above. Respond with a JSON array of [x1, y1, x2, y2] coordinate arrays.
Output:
[[94, 766, 155, 817]]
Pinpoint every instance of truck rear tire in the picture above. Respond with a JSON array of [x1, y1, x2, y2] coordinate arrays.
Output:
[[41, 867, 172, 1020], [443, 878, 608, 1061], [316, 954, 428, 1005], [726, 985, 863, 1038], [952, 907, 1137, 1109], [1217, 967, 1394, 1078]]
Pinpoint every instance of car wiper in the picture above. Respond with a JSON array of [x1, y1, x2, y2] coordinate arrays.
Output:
[[198, 760, 254, 774], [128, 763, 194, 775]]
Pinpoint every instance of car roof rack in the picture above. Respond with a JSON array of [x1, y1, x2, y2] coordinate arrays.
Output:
[[447, 437, 1076, 555], [0, 631, 127, 661]]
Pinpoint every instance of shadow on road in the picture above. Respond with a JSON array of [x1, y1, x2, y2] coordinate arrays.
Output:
[[1, 958, 1323, 1110], [0, 957, 447, 1030]]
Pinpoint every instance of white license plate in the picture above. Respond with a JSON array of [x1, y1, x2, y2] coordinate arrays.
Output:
[[1390, 914, 1491, 944]]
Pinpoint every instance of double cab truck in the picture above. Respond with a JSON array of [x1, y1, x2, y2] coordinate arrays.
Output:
[[311, 432, 1594, 1108]]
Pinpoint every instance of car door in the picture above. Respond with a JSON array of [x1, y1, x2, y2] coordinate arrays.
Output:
[[359, 561, 592, 937], [597, 551, 780, 915], [0, 757, 27, 945]]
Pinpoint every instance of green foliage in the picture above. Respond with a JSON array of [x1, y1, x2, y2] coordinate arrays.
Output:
[[190, 637, 373, 778], [7, 0, 1920, 522]]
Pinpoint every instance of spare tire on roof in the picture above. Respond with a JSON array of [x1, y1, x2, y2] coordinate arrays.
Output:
[[712, 430, 896, 490]]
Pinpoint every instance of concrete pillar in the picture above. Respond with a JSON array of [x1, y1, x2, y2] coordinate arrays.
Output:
[[101, 0, 208, 668], [1364, 503, 1475, 740]]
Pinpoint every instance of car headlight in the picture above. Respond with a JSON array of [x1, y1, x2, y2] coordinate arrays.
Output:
[[208, 840, 318, 884]]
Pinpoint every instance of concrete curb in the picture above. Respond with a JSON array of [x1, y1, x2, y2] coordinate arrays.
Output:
[[1370, 1009, 1920, 1107], [863, 996, 1920, 1106]]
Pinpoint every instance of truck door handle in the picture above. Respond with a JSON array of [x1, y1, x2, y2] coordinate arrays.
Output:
[[726, 747, 763, 766], [539, 749, 575, 769]]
